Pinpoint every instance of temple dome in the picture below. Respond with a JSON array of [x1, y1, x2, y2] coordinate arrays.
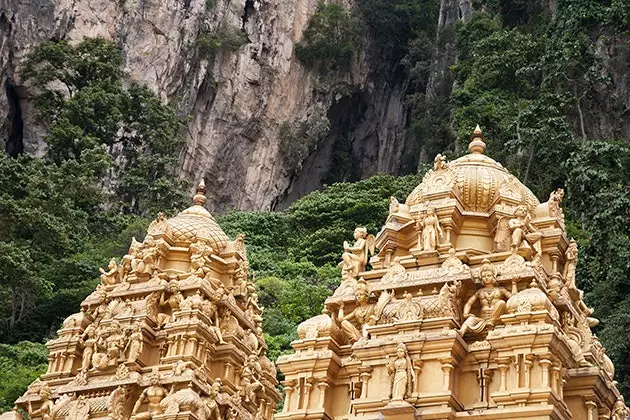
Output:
[[164, 180, 230, 249], [405, 126, 539, 212]]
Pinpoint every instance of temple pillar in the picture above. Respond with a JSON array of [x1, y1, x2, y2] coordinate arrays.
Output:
[[317, 380, 329, 407]]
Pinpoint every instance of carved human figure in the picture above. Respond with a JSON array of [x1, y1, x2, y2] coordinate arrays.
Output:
[[157, 279, 184, 328], [132, 237, 157, 275], [612, 397, 629, 420], [339, 281, 375, 343], [389, 196, 400, 215], [131, 370, 170, 419], [508, 205, 541, 257], [105, 320, 126, 367], [240, 354, 264, 403], [233, 260, 250, 297], [190, 241, 213, 278], [563, 240, 578, 290], [126, 323, 144, 364], [202, 293, 226, 344], [420, 207, 443, 251], [203, 380, 222, 420], [80, 325, 97, 373], [89, 287, 109, 324], [339, 227, 375, 280], [548, 188, 565, 217], [28, 384, 54, 420], [386, 343, 415, 401], [459, 260, 511, 336], [434, 153, 447, 171], [100, 258, 120, 285]]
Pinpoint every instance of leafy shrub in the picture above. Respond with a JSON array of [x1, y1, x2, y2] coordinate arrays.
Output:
[[197, 26, 248, 59], [295, 2, 361, 68]]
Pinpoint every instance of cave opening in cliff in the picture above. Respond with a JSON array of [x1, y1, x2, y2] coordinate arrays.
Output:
[[4, 80, 24, 157]]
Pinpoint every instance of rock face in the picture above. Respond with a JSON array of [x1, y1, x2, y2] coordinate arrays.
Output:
[[2, 0, 628, 211], [0, 0, 413, 211]]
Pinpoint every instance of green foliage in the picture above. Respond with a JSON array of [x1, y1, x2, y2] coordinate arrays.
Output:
[[0, 342, 47, 411], [278, 111, 330, 174], [196, 26, 248, 59], [355, 0, 439, 60], [563, 140, 630, 394], [217, 173, 421, 357], [21, 38, 187, 216], [295, 2, 361, 68]]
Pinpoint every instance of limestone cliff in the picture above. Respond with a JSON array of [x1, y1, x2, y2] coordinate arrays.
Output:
[[0, 0, 414, 211], [1, 0, 628, 211]]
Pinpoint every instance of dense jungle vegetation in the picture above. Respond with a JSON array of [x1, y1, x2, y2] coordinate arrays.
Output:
[[0, 0, 629, 411]]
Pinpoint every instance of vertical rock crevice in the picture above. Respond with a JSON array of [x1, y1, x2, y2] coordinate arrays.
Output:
[[4, 80, 23, 157]]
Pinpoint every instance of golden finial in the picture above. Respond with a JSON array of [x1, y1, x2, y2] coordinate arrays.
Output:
[[193, 179, 207, 206], [468, 124, 486, 154]]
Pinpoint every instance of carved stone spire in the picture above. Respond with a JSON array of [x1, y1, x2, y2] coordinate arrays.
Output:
[[192, 179, 207, 206], [468, 124, 486, 154]]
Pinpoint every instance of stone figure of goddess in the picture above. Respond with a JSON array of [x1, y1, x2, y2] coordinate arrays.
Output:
[[420, 207, 443, 251], [386, 343, 415, 401], [459, 260, 511, 336]]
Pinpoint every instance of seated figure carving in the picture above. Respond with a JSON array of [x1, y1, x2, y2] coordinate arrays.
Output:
[[338, 280, 390, 343], [459, 260, 511, 336]]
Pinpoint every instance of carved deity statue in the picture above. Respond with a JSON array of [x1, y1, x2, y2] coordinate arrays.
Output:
[[459, 260, 511, 336], [106, 320, 126, 367], [241, 354, 264, 404], [157, 278, 184, 328], [612, 397, 629, 420], [126, 323, 144, 364], [100, 258, 121, 285], [434, 153, 448, 171], [338, 280, 390, 342], [132, 237, 158, 275], [190, 241, 213, 278], [508, 205, 541, 258], [547, 188, 565, 218], [563, 240, 578, 290], [131, 370, 171, 420], [203, 380, 222, 420], [419, 207, 443, 251], [28, 384, 54, 420], [80, 325, 97, 373], [339, 228, 375, 280], [386, 343, 415, 401]]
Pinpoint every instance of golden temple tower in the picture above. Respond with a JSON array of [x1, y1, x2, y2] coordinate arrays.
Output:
[[14, 181, 280, 419], [276, 126, 629, 420]]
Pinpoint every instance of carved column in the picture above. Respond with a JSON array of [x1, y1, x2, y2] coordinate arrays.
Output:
[[539, 357, 552, 388], [413, 360, 423, 396], [384, 249, 394, 268], [304, 377, 315, 409], [282, 380, 296, 413], [317, 380, 329, 407], [585, 400, 598, 420], [440, 358, 455, 391], [225, 362, 233, 383], [524, 354, 534, 388], [497, 358, 510, 391], [359, 367, 372, 398], [550, 363, 560, 394]]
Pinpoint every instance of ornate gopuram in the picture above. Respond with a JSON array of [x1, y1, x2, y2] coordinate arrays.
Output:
[[14, 181, 280, 420], [276, 127, 629, 420]]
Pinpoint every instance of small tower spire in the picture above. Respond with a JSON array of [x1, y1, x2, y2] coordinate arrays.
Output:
[[193, 179, 207, 206], [468, 124, 486, 154]]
